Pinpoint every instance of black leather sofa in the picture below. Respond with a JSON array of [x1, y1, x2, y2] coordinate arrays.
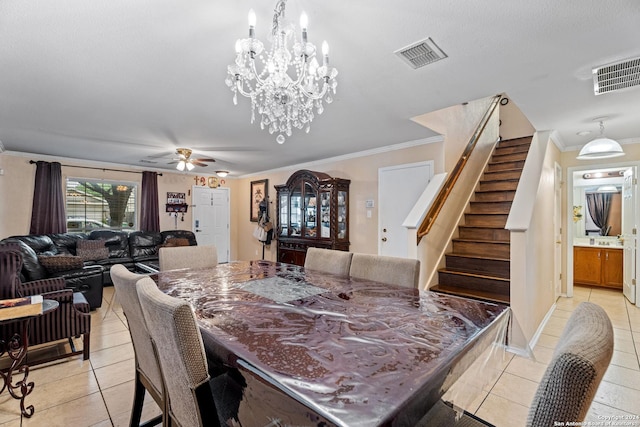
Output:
[[0, 230, 197, 310]]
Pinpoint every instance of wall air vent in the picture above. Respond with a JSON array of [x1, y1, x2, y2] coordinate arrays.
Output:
[[593, 57, 640, 95], [395, 37, 447, 69]]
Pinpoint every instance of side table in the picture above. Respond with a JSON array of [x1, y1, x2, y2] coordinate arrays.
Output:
[[0, 299, 59, 418]]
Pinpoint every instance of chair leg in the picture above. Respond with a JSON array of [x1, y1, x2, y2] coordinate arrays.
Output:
[[83, 332, 90, 360], [130, 372, 146, 427]]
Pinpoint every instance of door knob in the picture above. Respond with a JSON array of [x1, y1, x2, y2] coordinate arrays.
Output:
[[381, 237, 387, 242]]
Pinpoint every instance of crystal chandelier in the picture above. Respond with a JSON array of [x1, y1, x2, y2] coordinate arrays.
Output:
[[225, 0, 338, 144]]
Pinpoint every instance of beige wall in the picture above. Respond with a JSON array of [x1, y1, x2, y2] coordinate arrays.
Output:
[[0, 143, 444, 262], [234, 142, 445, 262], [0, 153, 235, 240]]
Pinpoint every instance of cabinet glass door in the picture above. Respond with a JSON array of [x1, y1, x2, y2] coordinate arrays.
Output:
[[279, 193, 288, 236], [337, 190, 347, 240], [320, 191, 331, 238], [291, 187, 302, 236], [304, 183, 317, 238]]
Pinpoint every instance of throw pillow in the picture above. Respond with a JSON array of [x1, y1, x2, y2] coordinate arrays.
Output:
[[162, 238, 190, 247], [76, 239, 109, 261], [38, 255, 84, 274]]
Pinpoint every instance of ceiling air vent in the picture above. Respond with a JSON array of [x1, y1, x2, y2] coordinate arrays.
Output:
[[395, 37, 447, 69], [139, 159, 158, 164], [593, 57, 640, 95]]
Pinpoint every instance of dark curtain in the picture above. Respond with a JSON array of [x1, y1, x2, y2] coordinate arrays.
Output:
[[140, 171, 160, 232], [586, 193, 613, 236], [30, 161, 66, 234]]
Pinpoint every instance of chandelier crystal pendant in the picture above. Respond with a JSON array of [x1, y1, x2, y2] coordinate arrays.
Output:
[[225, 0, 338, 144]]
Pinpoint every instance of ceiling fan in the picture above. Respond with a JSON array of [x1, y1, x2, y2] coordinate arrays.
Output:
[[170, 148, 215, 171]]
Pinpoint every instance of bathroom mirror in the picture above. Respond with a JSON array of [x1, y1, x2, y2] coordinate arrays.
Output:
[[572, 168, 626, 238]]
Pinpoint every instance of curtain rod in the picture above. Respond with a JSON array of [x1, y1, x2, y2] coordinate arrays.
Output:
[[29, 160, 163, 176]]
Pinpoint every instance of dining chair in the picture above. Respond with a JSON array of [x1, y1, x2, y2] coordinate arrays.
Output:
[[418, 301, 614, 426], [158, 245, 218, 271], [136, 276, 223, 427], [349, 253, 420, 289], [110, 264, 164, 427], [303, 247, 353, 276]]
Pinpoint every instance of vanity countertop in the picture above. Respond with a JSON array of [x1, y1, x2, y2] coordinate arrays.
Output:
[[573, 238, 623, 248]]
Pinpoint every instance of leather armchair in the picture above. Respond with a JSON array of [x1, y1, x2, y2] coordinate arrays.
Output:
[[0, 246, 91, 363]]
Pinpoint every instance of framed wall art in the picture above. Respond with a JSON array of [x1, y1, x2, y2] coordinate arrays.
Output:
[[250, 179, 268, 222]]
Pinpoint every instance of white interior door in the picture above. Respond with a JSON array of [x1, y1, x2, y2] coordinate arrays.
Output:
[[379, 161, 433, 257], [622, 167, 636, 304], [192, 186, 230, 263]]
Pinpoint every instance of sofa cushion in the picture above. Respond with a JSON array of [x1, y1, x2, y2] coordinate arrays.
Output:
[[129, 231, 162, 260], [76, 239, 109, 261], [88, 230, 130, 259], [38, 255, 84, 274], [160, 230, 197, 246], [162, 238, 190, 247], [2, 239, 48, 281], [48, 233, 87, 256]]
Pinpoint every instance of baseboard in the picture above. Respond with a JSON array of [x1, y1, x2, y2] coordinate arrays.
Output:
[[528, 302, 557, 350]]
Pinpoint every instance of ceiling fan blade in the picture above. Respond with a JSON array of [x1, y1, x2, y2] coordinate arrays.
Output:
[[192, 158, 216, 163], [192, 161, 209, 167]]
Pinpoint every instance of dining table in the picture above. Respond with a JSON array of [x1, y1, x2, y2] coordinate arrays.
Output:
[[154, 260, 510, 427]]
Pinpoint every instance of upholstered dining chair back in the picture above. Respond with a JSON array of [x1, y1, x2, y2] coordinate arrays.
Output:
[[110, 264, 164, 426], [136, 277, 220, 427], [304, 247, 353, 276], [418, 302, 614, 427], [158, 245, 218, 271], [350, 253, 420, 289], [527, 301, 614, 426]]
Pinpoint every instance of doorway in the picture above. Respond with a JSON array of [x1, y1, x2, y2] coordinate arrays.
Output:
[[378, 161, 433, 257], [567, 163, 638, 305], [192, 186, 230, 263]]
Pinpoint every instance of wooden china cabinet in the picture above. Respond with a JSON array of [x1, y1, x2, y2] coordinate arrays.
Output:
[[275, 170, 350, 266]]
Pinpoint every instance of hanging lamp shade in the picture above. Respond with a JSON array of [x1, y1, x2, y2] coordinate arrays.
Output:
[[596, 185, 618, 193], [577, 137, 625, 159], [577, 120, 625, 160]]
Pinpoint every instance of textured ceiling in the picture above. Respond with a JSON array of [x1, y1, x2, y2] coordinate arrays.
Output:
[[1, 0, 639, 176]]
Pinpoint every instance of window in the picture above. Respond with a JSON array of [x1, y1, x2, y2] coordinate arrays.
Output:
[[66, 178, 137, 233]]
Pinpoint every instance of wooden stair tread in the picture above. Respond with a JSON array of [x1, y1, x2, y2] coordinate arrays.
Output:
[[438, 269, 509, 281], [452, 238, 509, 244], [459, 224, 507, 229], [446, 253, 510, 262], [464, 212, 508, 216], [430, 284, 510, 305]]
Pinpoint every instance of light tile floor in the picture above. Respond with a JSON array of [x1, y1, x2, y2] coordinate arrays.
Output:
[[0, 285, 638, 426]]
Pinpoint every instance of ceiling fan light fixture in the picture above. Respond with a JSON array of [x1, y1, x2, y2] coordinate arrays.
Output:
[[176, 160, 186, 171], [216, 170, 229, 177], [186, 161, 195, 171], [577, 120, 625, 160]]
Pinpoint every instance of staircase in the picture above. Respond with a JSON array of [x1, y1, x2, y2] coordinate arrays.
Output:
[[430, 136, 532, 304]]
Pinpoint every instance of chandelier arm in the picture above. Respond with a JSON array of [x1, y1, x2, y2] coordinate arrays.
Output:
[[248, 59, 269, 87], [298, 81, 329, 100], [235, 80, 254, 98], [291, 62, 309, 87], [272, 0, 287, 37]]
